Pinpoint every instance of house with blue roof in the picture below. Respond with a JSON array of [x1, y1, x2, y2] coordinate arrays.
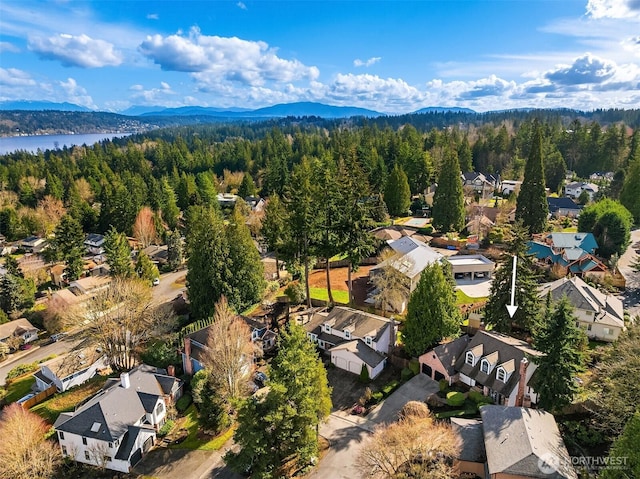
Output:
[[527, 232, 608, 280]]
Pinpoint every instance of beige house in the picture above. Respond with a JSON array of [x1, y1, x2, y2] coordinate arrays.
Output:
[[539, 276, 625, 342]]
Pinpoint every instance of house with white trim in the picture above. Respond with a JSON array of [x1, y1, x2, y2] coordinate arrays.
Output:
[[54, 364, 182, 473], [539, 276, 625, 342], [564, 181, 599, 200], [34, 347, 107, 393], [84, 234, 105, 255], [303, 306, 397, 379], [0, 318, 39, 346]]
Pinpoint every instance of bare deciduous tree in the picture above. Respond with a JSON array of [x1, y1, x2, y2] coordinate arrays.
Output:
[[36, 195, 66, 236], [201, 296, 257, 400], [357, 404, 460, 479], [370, 248, 411, 316], [0, 404, 62, 479], [65, 277, 175, 370], [88, 442, 111, 470], [133, 206, 157, 248]]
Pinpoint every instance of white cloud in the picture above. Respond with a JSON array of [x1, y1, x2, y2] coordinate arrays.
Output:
[[353, 57, 381, 68], [28, 33, 123, 68], [129, 81, 176, 104], [59, 77, 96, 108], [139, 27, 319, 86], [147, 13, 159, 20], [586, 0, 640, 19], [237, 2, 247, 10], [544, 53, 616, 85], [0, 41, 20, 53], [0, 67, 36, 87]]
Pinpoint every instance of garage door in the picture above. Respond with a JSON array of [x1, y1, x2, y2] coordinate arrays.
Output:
[[334, 357, 347, 370], [130, 449, 142, 467], [349, 361, 362, 374], [422, 364, 433, 377], [434, 371, 445, 381]]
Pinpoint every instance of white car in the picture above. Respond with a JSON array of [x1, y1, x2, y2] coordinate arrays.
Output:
[[152, 278, 160, 286]]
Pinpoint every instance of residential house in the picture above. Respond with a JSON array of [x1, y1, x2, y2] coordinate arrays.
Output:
[[21, 235, 46, 253], [182, 316, 276, 375], [589, 171, 613, 182], [468, 204, 516, 224], [564, 181, 599, 200], [54, 364, 182, 473], [217, 193, 238, 208], [50, 263, 67, 288], [450, 417, 486, 478], [84, 234, 106, 255], [245, 196, 266, 212], [461, 172, 499, 198], [528, 232, 608, 280], [547, 197, 582, 218], [500, 180, 522, 196], [367, 236, 443, 312], [69, 276, 112, 295], [141, 244, 168, 265], [34, 347, 107, 392], [0, 318, 39, 346], [419, 335, 470, 385], [539, 276, 625, 342], [454, 331, 542, 407], [480, 405, 577, 479], [447, 254, 495, 280], [303, 306, 397, 379]]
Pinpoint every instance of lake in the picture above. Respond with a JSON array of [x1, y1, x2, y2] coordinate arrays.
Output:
[[0, 133, 133, 155]]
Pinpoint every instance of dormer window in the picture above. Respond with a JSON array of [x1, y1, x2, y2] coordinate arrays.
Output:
[[324, 324, 331, 333], [365, 336, 372, 346], [497, 367, 507, 382], [465, 351, 475, 366], [344, 330, 351, 339], [480, 359, 490, 374]]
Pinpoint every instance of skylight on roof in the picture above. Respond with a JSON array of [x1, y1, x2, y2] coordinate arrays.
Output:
[[90, 422, 101, 432]]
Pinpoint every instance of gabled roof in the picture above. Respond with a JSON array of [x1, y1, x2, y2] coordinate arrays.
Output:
[[115, 425, 154, 460], [421, 335, 470, 377], [547, 197, 582, 213], [538, 276, 624, 328], [0, 318, 38, 340], [549, 233, 598, 253], [373, 236, 443, 280], [451, 417, 486, 463], [318, 306, 395, 343], [40, 347, 105, 379], [330, 339, 386, 368], [481, 405, 577, 479], [85, 233, 105, 245]]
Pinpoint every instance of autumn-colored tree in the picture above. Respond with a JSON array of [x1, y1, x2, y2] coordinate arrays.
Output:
[[0, 404, 62, 479], [133, 206, 157, 248], [370, 248, 411, 316], [35, 195, 66, 236]]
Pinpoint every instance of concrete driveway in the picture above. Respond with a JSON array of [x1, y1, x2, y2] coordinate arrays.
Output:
[[309, 374, 440, 479], [456, 277, 493, 298]]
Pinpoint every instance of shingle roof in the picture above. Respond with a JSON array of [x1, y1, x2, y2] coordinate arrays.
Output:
[[547, 197, 581, 213], [481, 405, 577, 479], [424, 335, 470, 377], [549, 233, 598, 253], [372, 237, 443, 280], [0, 318, 38, 341], [320, 306, 394, 343], [40, 347, 104, 380], [451, 417, 486, 463], [114, 425, 154, 460], [330, 339, 386, 368]]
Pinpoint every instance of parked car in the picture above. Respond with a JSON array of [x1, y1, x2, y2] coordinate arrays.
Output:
[[17, 393, 35, 405], [152, 278, 160, 286], [254, 371, 268, 387], [50, 332, 66, 342]]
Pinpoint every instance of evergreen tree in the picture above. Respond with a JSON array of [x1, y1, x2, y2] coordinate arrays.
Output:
[[0, 274, 22, 316], [578, 199, 633, 258], [516, 120, 548, 233], [484, 221, 541, 333], [185, 205, 229, 320], [226, 322, 331, 477], [457, 136, 473, 172], [261, 194, 289, 276], [165, 229, 184, 270], [620, 148, 640, 224], [64, 249, 85, 282], [136, 251, 159, 285], [225, 205, 265, 311], [384, 165, 411, 217], [51, 214, 85, 281], [160, 178, 180, 230], [104, 226, 133, 278], [532, 297, 585, 412], [238, 172, 257, 198], [432, 147, 465, 233], [600, 411, 640, 479], [402, 262, 462, 357]]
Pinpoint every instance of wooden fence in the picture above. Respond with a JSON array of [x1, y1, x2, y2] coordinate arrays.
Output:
[[21, 384, 56, 410]]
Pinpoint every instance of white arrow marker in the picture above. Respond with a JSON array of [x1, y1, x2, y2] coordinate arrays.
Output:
[[506, 255, 518, 318]]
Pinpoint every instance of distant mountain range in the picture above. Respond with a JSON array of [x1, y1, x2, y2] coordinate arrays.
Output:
[[1, 100, 478, 119]]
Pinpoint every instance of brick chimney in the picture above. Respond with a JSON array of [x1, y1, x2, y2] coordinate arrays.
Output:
[[515, 357, 529, 407], [167, 364, 175, 377], [184, 336, 192, 376]]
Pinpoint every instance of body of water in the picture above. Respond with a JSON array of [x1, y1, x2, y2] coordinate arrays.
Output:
[[0, 133, 132, 155]]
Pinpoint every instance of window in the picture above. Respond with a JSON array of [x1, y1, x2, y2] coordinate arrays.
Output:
[[324, 324, 331, 333], [82, 437, 87, 445], [480, 359, 490, 374], [62, 446, 68, 456], [603, 328, 614, 335], [84, 451, 90, 460], [587, 324, 592, 331], [318, 340, 325, 349], [465, 351, 474, 366], [58, 431, 65, 440], [344, 330, 351, 339], [586, 310, 593, 316], [156, 402, 164, 416], [496, 368, 506, 382], [108, 442, 113, 449], [104, 456, 112, 463], [365, 336, 372, 346]]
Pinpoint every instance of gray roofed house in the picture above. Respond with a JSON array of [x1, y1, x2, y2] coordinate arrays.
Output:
[[34, 347, 107, 392], [0, 317, 39, 345], [480, 405, 577, 479], [538, 276, 625, 342], [451, 417, 486, 478], [54, 364, 182, 473], [303, 306, 397, 379], [455, 331, 542, 407], [418, 335, 470, 384]]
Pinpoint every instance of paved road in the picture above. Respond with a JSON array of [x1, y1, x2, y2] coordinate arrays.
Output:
[[152, 270, 187, 306], [618, 228, 640, 318]]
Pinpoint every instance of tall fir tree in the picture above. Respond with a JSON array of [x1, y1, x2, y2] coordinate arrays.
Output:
[[165, 229, 184, 270], [402, 262, 462, 357], [51, 214, 85, 281], [484, 221, 541, 333], [432, 147, 465, 233], [237, 172, 257, 198], [185, 205, 229, 320], [619, 147, 640, 224], [104, 226, 133, 278], [532, 296, 585, 412], [136, 251, 159, 285], [384, 164, 411, 217], [516, 120, 548, 233], [261, 194, 289, 276], [226, 322, 331, 477]]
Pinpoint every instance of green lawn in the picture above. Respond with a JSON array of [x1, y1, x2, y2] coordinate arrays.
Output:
[[2, 375, 35, 404], [170, 404, 235, 451], [309, 287, 349, 305], [456, 289, 488, 306], [31, 375, 108, 424]]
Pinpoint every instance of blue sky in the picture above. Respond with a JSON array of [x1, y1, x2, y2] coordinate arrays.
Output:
[[1, 0, 640, 113]]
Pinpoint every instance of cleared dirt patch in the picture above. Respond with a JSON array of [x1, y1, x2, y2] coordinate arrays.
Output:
[[308, 265, 375, 307]]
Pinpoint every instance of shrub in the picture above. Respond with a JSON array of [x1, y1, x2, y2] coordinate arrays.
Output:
[[359, 364, 371, 384], [284, 282, 306, 304], [382, 380, 400, 396], [446, 391, 466, 407], [371, 391, 384, 403], [175, 393, 192, 413], [359, 387, 373, 407], [408, 359, 420, 376], [6, 362, 39, 381], [439, 379, 449, 393], [267, 280, 280, 294], [158, 419, 175, 437], [401, 367, 414, 382], [468, 390, 486, 404]]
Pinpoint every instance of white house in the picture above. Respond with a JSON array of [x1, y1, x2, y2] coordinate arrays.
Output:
[[20, 235, 47, 253], [84, 234, 106, 255], [0, 318, 39, 346], [34, 347, 107, 393], [564, 181, 599, 200], [303, 306, 397, 379], [539, 276, 625, 342], [54, 364, 182, 473]]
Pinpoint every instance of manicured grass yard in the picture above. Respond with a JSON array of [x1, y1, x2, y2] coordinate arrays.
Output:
[[169, 404, 235, 451], [309, 287, 349, 304], [456, 289, 487, 305], [31, 375, 108, 424], [2, 375, 35, 404]]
